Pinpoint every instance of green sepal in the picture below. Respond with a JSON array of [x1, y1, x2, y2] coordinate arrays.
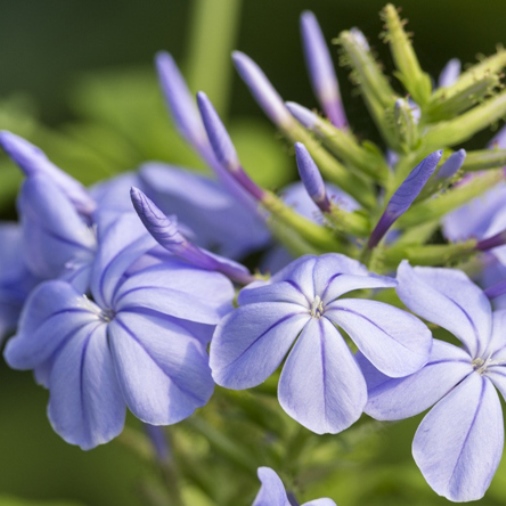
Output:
[[423, 89, 506, 149], [304, 114, 390, 182], [462, 148, 506, 172], [393, 98, 420, 152], [397, 170, 503, 228], [282, 118, 376, 209], [381, 4, 432, 105], [383, 240, 477, 268], [325, 205, 371, 237]]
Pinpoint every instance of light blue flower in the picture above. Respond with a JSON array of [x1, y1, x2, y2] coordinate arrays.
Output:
[[5, 212, 234, 449], [362, 261, 506, 502], [211, 253, 431, 434]]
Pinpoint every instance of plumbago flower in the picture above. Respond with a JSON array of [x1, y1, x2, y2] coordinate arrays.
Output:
[[4, 212, 235, 449], [253, 467, 336, 506], [210, 253, 432, 434], [361, 261, 506, 502]]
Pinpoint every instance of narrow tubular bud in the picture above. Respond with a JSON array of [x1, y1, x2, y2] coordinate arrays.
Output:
[[295, 142, 331, 212], [197, 92, 265, 202], [485, 279, 506, 300], [0, 131, 96, 216], [368, 150, 442, 248], [300, 11, 347, 129], [476, 229, 506, 252], [232, 51, 293, 128], [438, 58, 461, 88], [155, 51, 208, 149], [197, 92, 240, 171], [130, 187, 254, 284], [286, 101, 318, 129], [435, 149, 466, 181]]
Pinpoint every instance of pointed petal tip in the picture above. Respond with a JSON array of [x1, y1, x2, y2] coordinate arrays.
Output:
[[286, 102, 318, 128]]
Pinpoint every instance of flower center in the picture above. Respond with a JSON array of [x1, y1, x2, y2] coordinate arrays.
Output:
[[310, 295, 325, 318], [99, 308, 116, 323]]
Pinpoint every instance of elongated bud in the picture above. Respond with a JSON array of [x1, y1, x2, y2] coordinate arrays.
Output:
[[485, 278, 506, 299], [0, 131, 96, 216], [197, 92, 265, 201], [130, 187, 254, 284], [435, 149, 466, 181], [300, 11, 347, 129], [232, 51, 293, 128], [155, 52, 208, 150], [476, 229, 506, 252], [438, 58, 461, 88], [287, 101, 390, 182], [368, 150, 442, 248], [295, 142, 331, 212]]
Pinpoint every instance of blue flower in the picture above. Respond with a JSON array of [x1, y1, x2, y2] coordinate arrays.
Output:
[[210, 253, 431, 434], [362, 261, 506, 502], [4, 212, 234, 449], [253, 467, 336, 506]]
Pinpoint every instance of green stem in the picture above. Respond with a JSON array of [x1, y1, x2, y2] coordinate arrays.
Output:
[[185, 0, 242, 117]]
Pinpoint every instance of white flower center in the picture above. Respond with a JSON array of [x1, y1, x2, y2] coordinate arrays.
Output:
[[310, 296, 324, 318], [99, 308, 116, 323]]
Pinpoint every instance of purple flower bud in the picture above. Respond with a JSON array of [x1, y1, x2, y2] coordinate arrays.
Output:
[[368, 150, 443, 248], [438, 58, 461, 88], [131, 187, 254, 285], [232, 51, 293, 128], [300, 11, 347, 129], [476, 229, 506, 252], [196, 92, 265, 201], [295, 142, 331, 212], [0, 131, 96, 216], [435, 149, 466, 181], [197, 92, 240, 171], [155, 51, 208, 150], [286, 102, 318, 129]]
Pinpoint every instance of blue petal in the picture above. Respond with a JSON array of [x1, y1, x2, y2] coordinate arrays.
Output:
[[47, 321, 125, 450], [438, 58, 461, 88], [210, 302, 309, 389], [397, 261, 492, 357], [4, 280, 103, 370], [108, 311, 214, 424], [18, 175, 96, 288], [115, 262, 234, 324], [0, 131, 96, 216], [253, 467, 291, 506], [362, 339, 473, 420], [278, 318, 367, 434], [325, 298, 432, 377], [413, 374, 503, 502], [90, 212, 157, 307]]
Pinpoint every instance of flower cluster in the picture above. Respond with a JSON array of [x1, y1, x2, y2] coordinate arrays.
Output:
[[3, 4, 506, 504]]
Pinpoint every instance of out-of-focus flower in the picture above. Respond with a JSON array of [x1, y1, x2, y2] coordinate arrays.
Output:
[[253, 467, 336, 506]]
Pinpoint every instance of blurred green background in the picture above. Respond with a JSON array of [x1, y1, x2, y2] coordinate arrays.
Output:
[[2, 1, 506, 505]]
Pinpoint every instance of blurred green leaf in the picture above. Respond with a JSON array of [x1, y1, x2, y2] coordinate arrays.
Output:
[[0, 498, 84, 506]]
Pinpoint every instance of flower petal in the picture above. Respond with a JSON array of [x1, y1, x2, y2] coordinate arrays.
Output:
[[253, 467, 291, 506], [47, 322, 125, 450], [210, 302, 309, 389], [325, 298, 432, 377], [4, 280, 102, 370], [115, 262, 234, 324], [18, 175, 95, 288], [396, 261, 492, 356], [278, 318, 366, 434], [413, 374, 503, 502], [108, 311, 213, 425], [361, 339, 473, 420], [90, 212, 157, 307]]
